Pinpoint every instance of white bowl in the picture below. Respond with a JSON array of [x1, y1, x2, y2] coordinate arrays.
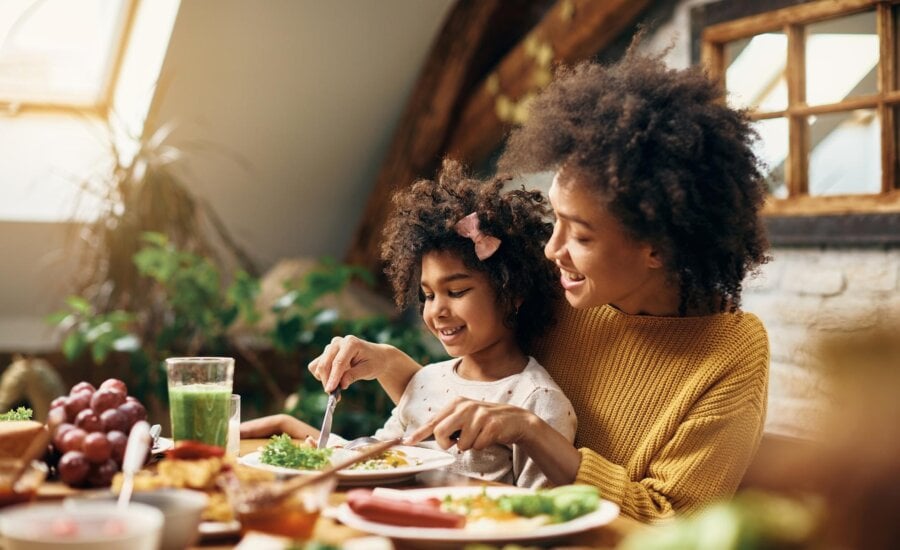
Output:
[[65, 489, 208, 550], [0, 501, 163, 550]]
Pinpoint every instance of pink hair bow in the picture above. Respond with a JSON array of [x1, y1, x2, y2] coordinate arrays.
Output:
[[454, 212, 501, 260]]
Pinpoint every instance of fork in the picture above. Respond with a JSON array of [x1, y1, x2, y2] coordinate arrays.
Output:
[[342, 436, 381, 451]]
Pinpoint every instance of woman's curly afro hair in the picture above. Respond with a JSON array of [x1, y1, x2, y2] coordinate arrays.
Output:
[[381, 159, 560, 353], [499, 49, 770, 315]]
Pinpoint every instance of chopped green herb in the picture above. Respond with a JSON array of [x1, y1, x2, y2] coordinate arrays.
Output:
[[0, 407, 33, 421], [259, 433, 332, 470]]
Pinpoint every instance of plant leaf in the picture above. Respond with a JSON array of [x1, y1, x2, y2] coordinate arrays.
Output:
[[65, 296, 92, 314]]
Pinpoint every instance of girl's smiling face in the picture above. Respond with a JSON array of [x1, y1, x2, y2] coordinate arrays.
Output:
[[420, 250, 516, 358], [544, 173, 678, 315]]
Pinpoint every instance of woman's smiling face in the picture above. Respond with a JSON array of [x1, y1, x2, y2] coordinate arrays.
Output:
[[544, 173, 676, 315], [419, 250, 515, 357]]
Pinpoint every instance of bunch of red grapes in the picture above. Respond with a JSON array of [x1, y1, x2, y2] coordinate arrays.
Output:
[[46, 378, 148, 487]]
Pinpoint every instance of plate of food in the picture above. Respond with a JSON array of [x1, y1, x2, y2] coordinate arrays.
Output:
[[336, 485, 619, 544], [239, 434, 456, 484]]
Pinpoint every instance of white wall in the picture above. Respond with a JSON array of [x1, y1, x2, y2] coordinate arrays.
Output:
[[0, 221, 77, 350], [0, 0, 453, 350], [0, 113, 108, 350], [148, 0, 454, 268]]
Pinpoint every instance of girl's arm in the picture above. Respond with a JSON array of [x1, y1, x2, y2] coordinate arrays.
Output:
[[307, 336, 422, 404], [519, 414, 582, 485], [514, 388, 579, 487], [240, 414, 318, 439]]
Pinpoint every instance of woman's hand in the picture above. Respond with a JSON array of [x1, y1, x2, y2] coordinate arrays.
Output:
[[405, 397, 583, 485], [307, 336, 422, 403]]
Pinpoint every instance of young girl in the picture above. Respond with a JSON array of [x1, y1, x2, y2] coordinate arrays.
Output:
[[243, 160, 576, 488]]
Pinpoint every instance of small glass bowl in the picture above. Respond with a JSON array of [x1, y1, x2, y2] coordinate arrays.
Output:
[[0, 501, 163, 550], [0, 458, 48, 509], [222, 474, 336, 540]]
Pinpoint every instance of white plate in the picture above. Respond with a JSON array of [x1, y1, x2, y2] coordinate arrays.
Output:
[[151, 436, 174, 454], [239, 445, 456, 484], [336, 486, 620, 544]]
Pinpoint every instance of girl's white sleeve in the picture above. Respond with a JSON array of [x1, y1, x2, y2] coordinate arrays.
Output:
[[513, 387, 578, 488]]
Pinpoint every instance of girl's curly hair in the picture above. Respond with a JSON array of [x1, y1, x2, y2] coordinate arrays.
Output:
[[498, 50, 770, 315], [381, 159, 560, 353]]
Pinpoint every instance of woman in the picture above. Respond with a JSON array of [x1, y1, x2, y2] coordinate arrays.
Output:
[[308, 50, 770, 522]]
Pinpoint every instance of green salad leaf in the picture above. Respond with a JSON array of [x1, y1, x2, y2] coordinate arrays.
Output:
[[259, 433, 332, 470], [0, 407, 33, 421]]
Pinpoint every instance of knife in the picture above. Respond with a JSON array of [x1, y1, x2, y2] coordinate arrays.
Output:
[[316, 388, 341, 449]]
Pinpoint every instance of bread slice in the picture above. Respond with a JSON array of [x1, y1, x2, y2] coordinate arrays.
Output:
[[0, 420, 45, 459]]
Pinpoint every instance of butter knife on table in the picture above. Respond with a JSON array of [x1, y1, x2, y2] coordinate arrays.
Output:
[[316, 388, 341, 449]]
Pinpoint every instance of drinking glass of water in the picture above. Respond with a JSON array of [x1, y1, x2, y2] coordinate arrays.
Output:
[[227, 394, 240, 457]]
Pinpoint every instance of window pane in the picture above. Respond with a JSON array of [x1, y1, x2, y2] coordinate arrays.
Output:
[[808, 110, 880, 196], [725, 32, 787, 112], [806, 10, 878, 106], [751, 118, 789, 198], [0, 0, 129, 106]]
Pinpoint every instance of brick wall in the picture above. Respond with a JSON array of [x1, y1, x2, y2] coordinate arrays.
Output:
[[741, 247, 900, 438]]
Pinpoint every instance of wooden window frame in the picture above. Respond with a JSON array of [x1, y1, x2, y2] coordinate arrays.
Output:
[[0, 0, 139, 119], [693, 0, 900, 246]]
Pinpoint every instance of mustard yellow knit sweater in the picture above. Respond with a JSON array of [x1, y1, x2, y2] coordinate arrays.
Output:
[[532, 303, 768, 522]]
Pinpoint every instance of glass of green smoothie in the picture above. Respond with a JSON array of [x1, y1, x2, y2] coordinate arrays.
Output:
[[165, 357, 234, 447]]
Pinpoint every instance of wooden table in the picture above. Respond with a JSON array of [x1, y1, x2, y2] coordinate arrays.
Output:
[[39, 438, 644, 549]]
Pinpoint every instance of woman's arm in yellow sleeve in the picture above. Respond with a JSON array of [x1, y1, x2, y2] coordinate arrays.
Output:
[[576, 387, 766, 522]]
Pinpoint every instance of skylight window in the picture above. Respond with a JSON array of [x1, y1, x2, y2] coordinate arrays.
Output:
[[0, 0, 179, 222], [0, 0, 133, 109]]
